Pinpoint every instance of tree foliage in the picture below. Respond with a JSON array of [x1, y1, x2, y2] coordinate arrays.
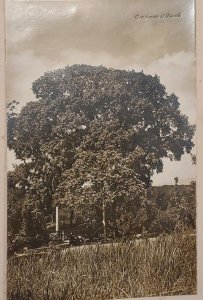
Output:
[[150, 182, 196, 234], [7, 65, 195, 244], [54, 149, 147, 237]]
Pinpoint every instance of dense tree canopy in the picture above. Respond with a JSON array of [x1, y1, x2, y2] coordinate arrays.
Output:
[[7, 65, 195, 241], [54, 149, 148, 238]]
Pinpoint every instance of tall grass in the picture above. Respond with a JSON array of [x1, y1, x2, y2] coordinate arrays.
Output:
[[7, 233, 196, 300]]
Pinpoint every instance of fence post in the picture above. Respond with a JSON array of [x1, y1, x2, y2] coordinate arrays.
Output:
[[56, 205, 59, 233]]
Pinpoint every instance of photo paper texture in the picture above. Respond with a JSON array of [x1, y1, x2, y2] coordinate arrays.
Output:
[[6, 0, 196, 299]]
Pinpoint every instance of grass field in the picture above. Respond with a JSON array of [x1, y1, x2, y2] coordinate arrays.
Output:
[[7, 233, 197, 300]]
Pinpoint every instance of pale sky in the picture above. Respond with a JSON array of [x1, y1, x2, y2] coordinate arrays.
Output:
[[6, 0, 196, 185]]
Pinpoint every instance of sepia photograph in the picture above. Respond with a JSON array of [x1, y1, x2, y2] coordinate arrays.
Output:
[[6, 0, 197, 299]]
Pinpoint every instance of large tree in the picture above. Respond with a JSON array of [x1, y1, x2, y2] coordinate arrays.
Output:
[[8, 65, 195, 238]]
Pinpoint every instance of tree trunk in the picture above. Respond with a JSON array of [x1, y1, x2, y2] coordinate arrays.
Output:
[[70, 208, 74, 228], [102, 201, 107, 242]]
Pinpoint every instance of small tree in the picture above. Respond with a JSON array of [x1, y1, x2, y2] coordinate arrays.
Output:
[[22, 199, 48, 247], [174, 177, 179, 186]]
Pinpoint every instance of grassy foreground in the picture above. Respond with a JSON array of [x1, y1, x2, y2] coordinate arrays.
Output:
[[8, 233, 197, 300]]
